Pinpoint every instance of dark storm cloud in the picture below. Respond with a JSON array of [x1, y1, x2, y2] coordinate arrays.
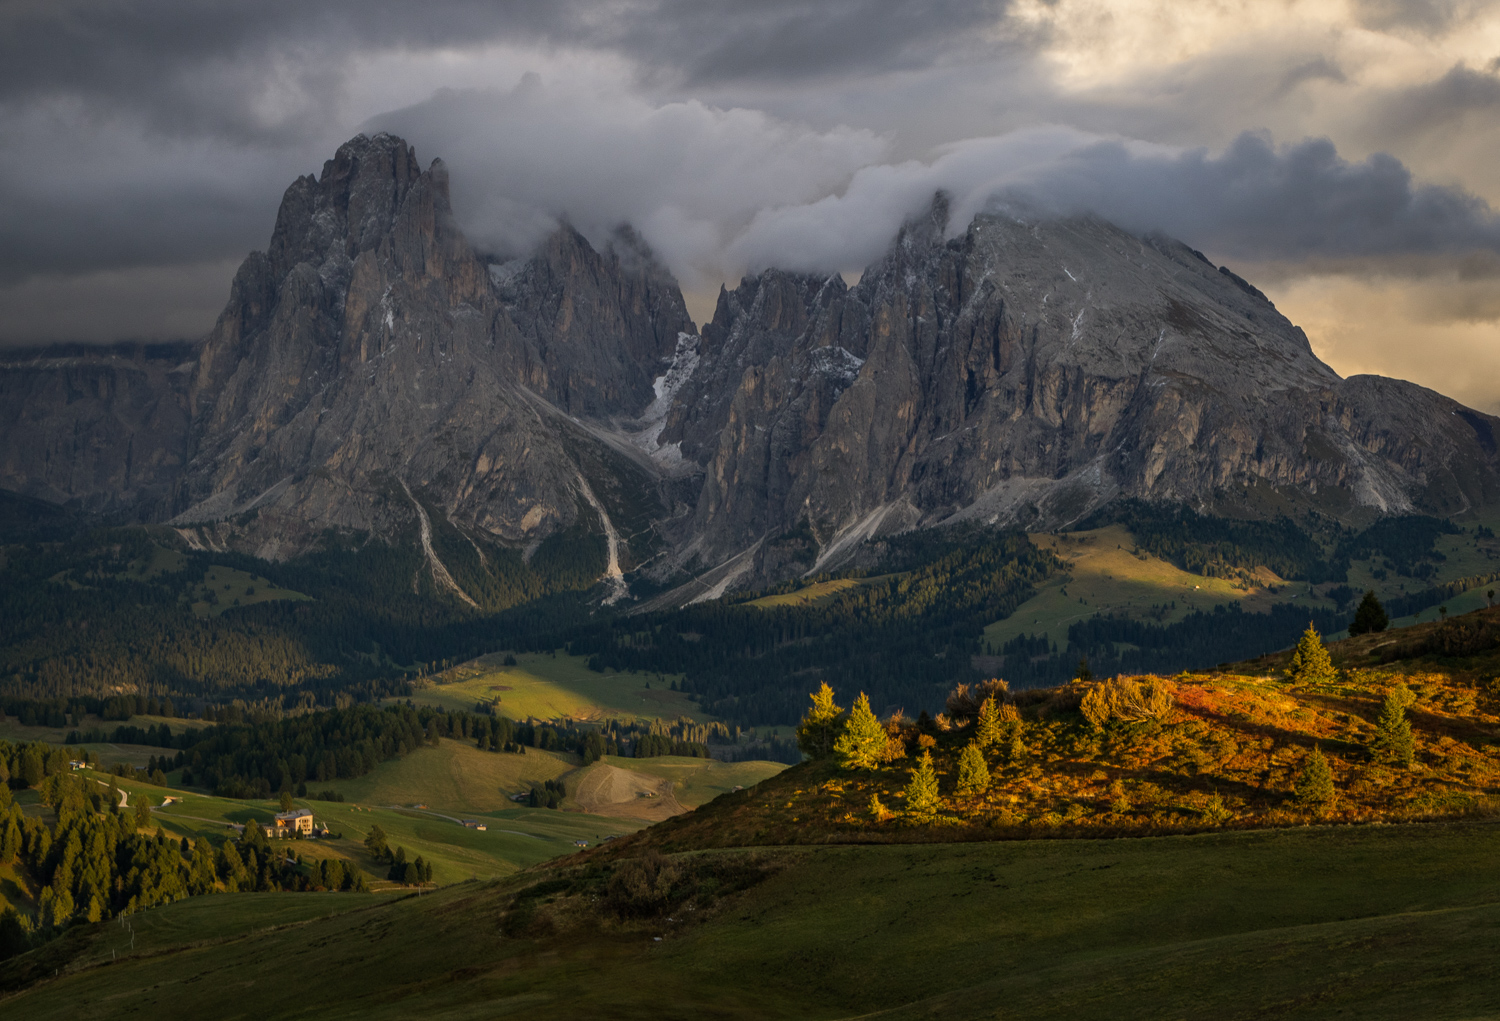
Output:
[[0, 1, 1012, 142], [0, 2, 568, 142], [5, 0, 1500, 352], [1368, 63, 1500, 141], [1027, 132, 1500, 261], [617, 0, 1015, 85], [1351, 0, 1483, 34], [0, 177, 272, 282]]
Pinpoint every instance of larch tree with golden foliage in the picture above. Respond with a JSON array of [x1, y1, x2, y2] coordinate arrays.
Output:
[[974, 696, 1009, 749], [955, 742, 990, 798], [903, 751, 942, 822], [834, 693, 887, 770], [1289, 623, 1337, 685], [796, 683, 845, 759]]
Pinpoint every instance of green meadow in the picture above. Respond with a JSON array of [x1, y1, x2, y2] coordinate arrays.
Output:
[[406, 650, 704, 722], [983, 520, 1500, 650], [6, 822, 1499, 1018], [89, 750, 643, 886]]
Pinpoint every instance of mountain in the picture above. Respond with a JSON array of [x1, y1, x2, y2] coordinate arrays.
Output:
[[661, 196, 1500, 587], [2, 133, 1498, 603], [0, 341, 195, 521]]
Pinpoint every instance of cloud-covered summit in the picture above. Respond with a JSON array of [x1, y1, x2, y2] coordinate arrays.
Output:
[[4, 0, 1500, 407]]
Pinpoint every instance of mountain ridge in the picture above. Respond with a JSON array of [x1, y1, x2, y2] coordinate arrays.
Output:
[[3, 131, 1499, 605]]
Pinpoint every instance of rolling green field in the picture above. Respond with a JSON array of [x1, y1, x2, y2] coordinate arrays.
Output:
[[984, 524, 1297, 649], [90, 764, 641, 885], [407, 650, 704, 722], [984, 521, 1500, 650], [0, 712, 203, 771], [0, 890, 405, 993], [330, 736, 577, 812], [6, 822, 1499, 1018]]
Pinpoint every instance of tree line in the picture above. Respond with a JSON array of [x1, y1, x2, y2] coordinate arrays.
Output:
[[1089, 501, 1459, 584], [0, 757, 367, 963]]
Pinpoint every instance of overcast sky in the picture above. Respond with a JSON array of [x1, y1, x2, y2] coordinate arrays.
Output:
[[3, 1, 1500, 410]]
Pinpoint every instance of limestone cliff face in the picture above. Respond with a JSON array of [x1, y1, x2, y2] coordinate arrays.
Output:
[[0, 342, 194, 520], [174, 133, 682, 562], [3, 140, 1500, 601], [495, 224, 694, 418], [660, 198, 1500, 576]]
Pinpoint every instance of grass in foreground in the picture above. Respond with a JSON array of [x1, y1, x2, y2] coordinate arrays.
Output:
[[5, 822, 1499, 1019]]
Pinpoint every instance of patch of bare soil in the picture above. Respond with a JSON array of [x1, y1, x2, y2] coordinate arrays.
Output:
[[572, 763, 686, 822]]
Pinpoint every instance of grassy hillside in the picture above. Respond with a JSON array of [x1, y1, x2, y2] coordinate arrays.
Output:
[[984, 519, 1500, 653], [407, 650, 703, 722], [0, 891, 404, 993], [746, 577, 869, 608], [5, 823, 1499, 1018], [0, 713, 198, 772], [91, 765, 640, 885], [7, 617, 1500, 1015], [329, 736, 577, 812], [984, 524, 1292, 649], [185, 561, 312, 617]]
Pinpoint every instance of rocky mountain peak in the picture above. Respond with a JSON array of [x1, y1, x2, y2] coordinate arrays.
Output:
[[4, 143, 1500, 608], [266, 132, 424, 281], [495, 221, 693, 418]]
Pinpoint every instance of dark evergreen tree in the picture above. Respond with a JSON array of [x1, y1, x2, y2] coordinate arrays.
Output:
[[1371, 685, 1416, 767], [1348, 591, 1389, 635], [1295, 747, 1335, 805]]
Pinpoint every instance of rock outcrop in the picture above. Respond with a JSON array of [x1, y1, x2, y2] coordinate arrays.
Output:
[[0, 341, 195, 520]]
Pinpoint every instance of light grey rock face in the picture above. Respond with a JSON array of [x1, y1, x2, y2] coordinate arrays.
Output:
[[0, 342, 195, 520], [662, 197, 1500, 576], [495, 224, 694, 419], [4, 141, 1499, 597], [174, 133, 681, 560]]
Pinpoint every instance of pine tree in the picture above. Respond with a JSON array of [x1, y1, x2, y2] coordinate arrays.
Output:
[[364, 823, 389, 860], [903, 751, 942, 823], [1348, 591, 1389, 636], [1371, 685, 1416, 767], [833, 693, 887, 770], [1295, 747, 1335, 805], [955, 742, 990, 798], [868, 793, 888, 821], [279, 790, 295, 813], [795, 683, 845, 760], [1289, 623, 1337, 684]]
